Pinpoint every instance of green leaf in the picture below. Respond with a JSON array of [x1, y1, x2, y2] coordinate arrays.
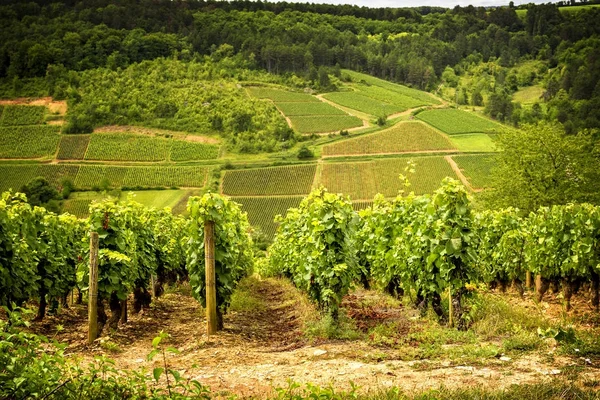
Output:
[[153, 367, 164, 382]]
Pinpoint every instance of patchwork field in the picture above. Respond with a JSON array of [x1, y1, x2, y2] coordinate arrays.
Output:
[[57, 135, 91, 160], [416, 109, 502, 134], [288, 115, 363, 134], [320, 156, 457, 199], [452, 154, 497, 189], [0, 105, 46, 125], [0, 125, 61, 158], [448, 133, 497, 152], [170, 140, 220, 161], [222, 164, 316, 196], [0, 164, 209, 192], [233, 196, 304, 239], [322, 121, 455, 156]]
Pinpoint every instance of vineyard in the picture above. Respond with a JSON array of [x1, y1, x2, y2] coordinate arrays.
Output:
[[84, 133, 170, 162], [320, 157, 458, 199], [170, 140, 220, 161], [0, 125, 61, 158], [452, 154, 497, 189], [0, 164, 209, 192], [233, 196, 304, 239], [288, 115, 363, 134], [322, 121, 456, 156], [0, 105, 46, 125], [322, 91, 403, 117], [416, 109, 502, 134], [57, 135, 91, 160], [221, 164, 316, 196], [246, 86, 364, 133]]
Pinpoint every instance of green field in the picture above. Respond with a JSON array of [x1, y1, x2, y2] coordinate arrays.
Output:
[[170, 140, 220, 161], [246, 87, 319, 102], [342, 70, 440, 105], [0, 105, 46, 125], [289, 115, 363, 134], [85, 133, 170, 161], [0, 164, 80, 192], [320, 157, 457, 199], [448, 133, 497, 152], [233, 196, 303, 239], [0, 125, 61, 158], [274, 102, 346, 116], [513, 85, 544, 104], [57, 135, 90, 160], [323, 121, 455, 156], [416, 109, 502, 134], [222, 164, 316, 196], [452, 154, 497, 189], [357, 85, 425, 110], [559, 4, 600, 12], [322, 91, 403, 116]]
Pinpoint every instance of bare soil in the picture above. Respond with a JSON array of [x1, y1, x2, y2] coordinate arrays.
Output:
[[0, 97, 67, 115], [29, 278, 600, 398]]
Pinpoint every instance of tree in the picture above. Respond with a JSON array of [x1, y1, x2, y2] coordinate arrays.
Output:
[[484, 122, 600, 212], [297, 145, 314, 159], [20, 177, 60, 212]]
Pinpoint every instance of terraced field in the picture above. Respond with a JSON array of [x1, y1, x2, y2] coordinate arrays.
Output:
[[0, 125, 61, 158], [233, 196, 304, 239], [320, 157, 457, 199], [222, 164, 316, 196], [323, 121, 455, 156], [289, 115, 363, 134], [0, 105, 46, 125], [57, 135, 90, 160], [452, 154, 497, 189], [416, 109, 502, 134]]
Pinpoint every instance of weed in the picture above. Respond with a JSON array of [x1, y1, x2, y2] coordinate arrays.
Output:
[[100, 340, 122, 353]]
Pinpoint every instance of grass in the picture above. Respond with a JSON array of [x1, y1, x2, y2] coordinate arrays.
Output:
[[322, 91, 402, 117], [232, 196, 304, 239], [246, 87, 319, 102], [417, 109, 503, 135], [0, 105, 46, 125], [57, 135, 90, 160], [0, 125, 61, 158], [323, 121, 455, 156], [275, 102, 346, 116], [222, 164, 316, 196], [449, 133, 497, 152], [452, 154, 497, 189], [513, 85, 544, 104], [320, 156, 457, 199], [289, 115, 363, 134]]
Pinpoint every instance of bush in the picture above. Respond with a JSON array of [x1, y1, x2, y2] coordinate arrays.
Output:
[[297, 145, 314, 159]]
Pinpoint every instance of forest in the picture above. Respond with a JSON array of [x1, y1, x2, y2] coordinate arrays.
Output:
[[0, 0, 599, 136]]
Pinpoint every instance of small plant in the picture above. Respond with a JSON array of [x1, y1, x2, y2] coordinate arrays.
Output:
[[297, 145, 314, 159]]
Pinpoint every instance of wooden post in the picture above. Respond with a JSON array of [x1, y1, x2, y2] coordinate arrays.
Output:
[[526, 271, 532, 289], [448, 287, 453, 328], [88, 232, 99, 344], [205, 220, 218, 335], [120, 299, 128, 323]]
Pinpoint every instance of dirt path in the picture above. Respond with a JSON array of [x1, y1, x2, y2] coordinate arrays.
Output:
[[444, 155, 482, 193], [30, 278, 600, 397], [0, 97, 67, 115]]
